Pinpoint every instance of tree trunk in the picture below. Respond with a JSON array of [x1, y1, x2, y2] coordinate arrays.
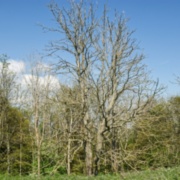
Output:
[[35, 114, 41, 177], [67, 138, 71, 175], [94, 120, 104, 175], [37, 144, 41, 178], [7, 134, 10, 175], [85, 131, 93, 176], [19, 118, 22, 176], [84, 112, 93, 176], [111, 127, 118, 173]]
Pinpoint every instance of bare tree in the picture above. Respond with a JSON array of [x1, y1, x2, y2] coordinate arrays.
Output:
[[46, 1, 98, 175], [45, 0, 161, 176], [23, 56, 58, 177], [55, 85, 84, 175], [90, 9, 161, 174]]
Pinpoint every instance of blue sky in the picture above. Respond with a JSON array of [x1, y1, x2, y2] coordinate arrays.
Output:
[[0, 0, 180, 97]]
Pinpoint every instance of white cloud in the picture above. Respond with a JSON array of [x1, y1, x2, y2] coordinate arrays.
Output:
[[22, 74, 60, 90], [8, 59, 25, 74], [22, 61, 59, 90], [0, 59, 25, 74], [0, 59, 60, 92]]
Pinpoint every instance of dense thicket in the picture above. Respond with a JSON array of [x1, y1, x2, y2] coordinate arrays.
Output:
[[0, 0, 179, 177]]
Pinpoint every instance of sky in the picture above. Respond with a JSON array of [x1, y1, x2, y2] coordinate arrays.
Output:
[[0, 0, 180, 97]]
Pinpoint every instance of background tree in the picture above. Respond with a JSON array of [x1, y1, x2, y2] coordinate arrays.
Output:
[[0, 106, 32, 175], [22, 57, 59, 177], [125, 99, 180, 171], [168, 96, 180, 164], [54, 85, 84, 175], [0, 55, 32, 175], [0, 55, 18, 174]]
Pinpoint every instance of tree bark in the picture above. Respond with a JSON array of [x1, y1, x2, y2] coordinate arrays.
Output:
[[85, 131, 93, 176], [67, 138, 71, 175], [6, 132, 10, 175], [94, 120, 104, 175]]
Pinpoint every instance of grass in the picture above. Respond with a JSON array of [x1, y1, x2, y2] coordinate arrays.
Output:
[[124, 166, 180, 180], [0, 166, 180, 180]]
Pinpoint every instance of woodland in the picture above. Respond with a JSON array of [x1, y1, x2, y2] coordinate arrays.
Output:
[[0, 0, 179, 178]]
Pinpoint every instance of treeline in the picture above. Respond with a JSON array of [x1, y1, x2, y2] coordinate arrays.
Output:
[[0, 0, 180, 177]]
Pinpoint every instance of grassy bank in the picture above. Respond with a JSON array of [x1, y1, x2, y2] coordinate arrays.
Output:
[[0, 166, 180, 180]]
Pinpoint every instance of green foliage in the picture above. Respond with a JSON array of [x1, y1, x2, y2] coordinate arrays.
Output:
[[71, 148, 85, 174], [0, 106, 32, 175], [126, 102, 180, 170], [0, 55, 179, 176]]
